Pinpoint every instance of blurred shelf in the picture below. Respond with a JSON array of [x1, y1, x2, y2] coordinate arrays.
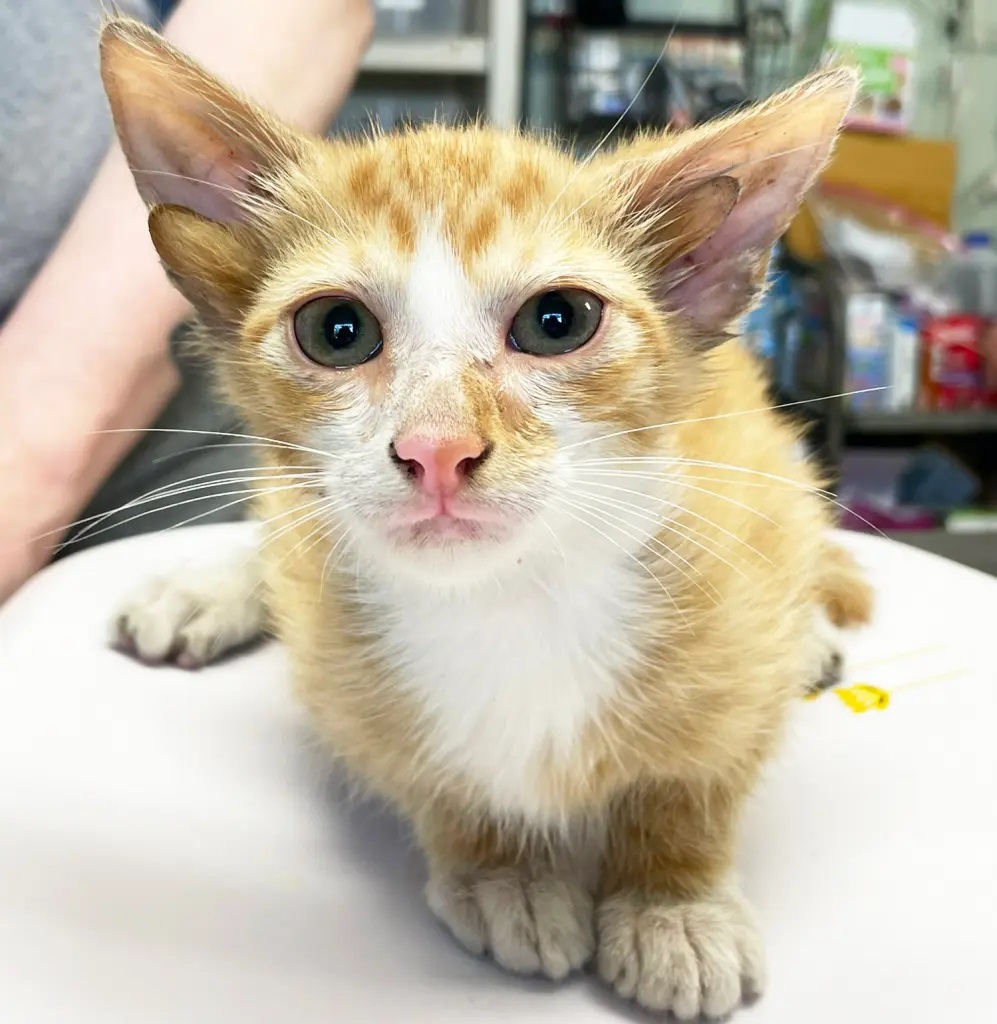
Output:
[[527, 15, 745, 39], [782, 389, 997, 434], [362, 37, 487, 76], [845, 409, 997, 434]]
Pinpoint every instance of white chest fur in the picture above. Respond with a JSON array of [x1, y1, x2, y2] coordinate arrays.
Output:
[[372, 557, 644, 823]]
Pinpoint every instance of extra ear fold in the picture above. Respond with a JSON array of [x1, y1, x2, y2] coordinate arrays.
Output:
[[100, 18, 306, 224], [600, 67, 858, 341], [640, 175, 741, 268], [148, 206, 263, 327]]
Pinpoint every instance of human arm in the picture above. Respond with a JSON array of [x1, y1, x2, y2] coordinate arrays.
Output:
[[0, 0, 373, 602]]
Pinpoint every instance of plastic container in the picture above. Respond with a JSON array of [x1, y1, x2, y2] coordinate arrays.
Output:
[[373, 0, 466, 38], [919, 312, 986, 409], [842, 290, 893, 410], [940, 231, 997, 317], [889, 298, 920, 410]]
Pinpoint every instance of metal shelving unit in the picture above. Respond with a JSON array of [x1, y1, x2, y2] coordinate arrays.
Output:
[[356, 2, 525, 127], [845, 409, 997, 435], [527, 13, 747, 37], [362, 37, 488, 76], [778, 261, 997, 574], [786, 265, 997, 481], [522, 0, 761, 144]]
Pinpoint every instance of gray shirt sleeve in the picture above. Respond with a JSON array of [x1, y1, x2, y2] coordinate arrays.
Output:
[[0, 0, 151, 318], [0, 0, 252, 551]]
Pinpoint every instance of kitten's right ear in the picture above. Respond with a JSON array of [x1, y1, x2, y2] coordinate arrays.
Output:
[[100, 18, 306, 223], [595, 67, 856, 342]]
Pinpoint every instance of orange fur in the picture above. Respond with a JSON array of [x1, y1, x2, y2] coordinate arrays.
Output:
[[102, 19, 872, 1015], [818, 540, 875, 629]]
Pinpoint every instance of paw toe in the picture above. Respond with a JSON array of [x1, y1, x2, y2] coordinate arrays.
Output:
[[532, 878, 595, 980], [596, 893, 640, 998], [475, 873, 542, 974], [428, 868, 593, 980], [113, 587, 193, 664], [425, 874, 487, 956], [596, 888, 764, 1018], [638, 912, 700, 1016]]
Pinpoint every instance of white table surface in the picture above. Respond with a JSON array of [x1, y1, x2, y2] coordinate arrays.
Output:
[[0, 524, 994, 1024]]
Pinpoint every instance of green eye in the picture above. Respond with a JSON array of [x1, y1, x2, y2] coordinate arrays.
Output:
[[508, 289, 604, 356], [293, 297, 383, 368]]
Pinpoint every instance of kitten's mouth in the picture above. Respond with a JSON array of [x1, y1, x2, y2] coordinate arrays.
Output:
[[387, 501, 515, 545], [405, 516, 488, 542]]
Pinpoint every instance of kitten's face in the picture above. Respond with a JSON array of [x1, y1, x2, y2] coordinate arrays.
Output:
[[100, 19, 855, 586], [224, 130, 701, 583]]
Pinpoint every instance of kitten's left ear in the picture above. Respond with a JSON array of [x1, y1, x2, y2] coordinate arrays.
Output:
[[100, 17, 307, 223], [100, 18, 317, 328], [599, 68, 857, 341]]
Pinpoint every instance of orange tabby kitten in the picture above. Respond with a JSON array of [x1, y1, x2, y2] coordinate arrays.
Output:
[[103, 19, 871, 1018]]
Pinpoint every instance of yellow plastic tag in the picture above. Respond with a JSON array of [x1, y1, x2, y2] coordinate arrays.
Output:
[[834, 684, 890, 713]]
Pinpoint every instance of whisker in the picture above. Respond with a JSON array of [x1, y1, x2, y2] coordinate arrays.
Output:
[[151, 443, 319, 466], [538, 518, 568, 565], [55, 482, 313, 553], [557, 494, 711, 612], [130, 471, 322, 506], [609, 468, 823, 492], [577, 469, 780, 526], [266, 516, 337, 586], [61, 471, 323, 546], [236, 496, 349, 577], [590, 456, 889, 538], [94, 426, 338, 461], [579, 455, 825, 486], [258, 497, 344, 553], [282, 507, 349, 566], [146, 460, 317, 482], [319, 525, 357, 602], [550, 498, 691, 629], [559, 387, 888, 453], [580, 493, 730, 600], [577, 458, 834, 498], [574, 488, 750, 583], [542, 27, 678, 230], [575, 478, 773, 564]]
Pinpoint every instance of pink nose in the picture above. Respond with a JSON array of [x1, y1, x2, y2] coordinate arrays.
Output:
[[391, 435, 488, 499]]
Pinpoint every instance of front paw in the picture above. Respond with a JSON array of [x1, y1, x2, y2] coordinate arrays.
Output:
[[111, 560, 264, 669], [426, 867, 595, 980], [596, 887, 765, 1019]]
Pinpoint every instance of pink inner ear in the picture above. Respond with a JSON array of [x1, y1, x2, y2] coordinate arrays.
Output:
[[658, 151, 830, 332], [124, 110, 262, 223], [101, 22, 295, 226], [625, 68, 857, 335]]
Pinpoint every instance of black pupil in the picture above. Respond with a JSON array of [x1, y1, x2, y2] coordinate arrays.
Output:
[[537, 293, 574, 340], [324, 304, 360, 349]]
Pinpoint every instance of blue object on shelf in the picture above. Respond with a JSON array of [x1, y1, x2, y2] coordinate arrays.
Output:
[[896, 447, 980, 510], [964, 231, 993, 249], [739, 244, 783, 362]]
